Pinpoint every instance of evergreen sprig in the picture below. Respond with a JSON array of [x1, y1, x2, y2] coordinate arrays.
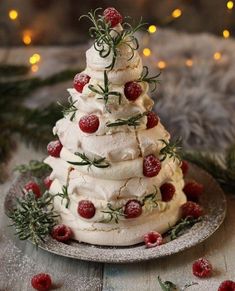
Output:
[[55, 185, 70, 208], [67, 152, 110, 169], [14, 160, 51, 175], [58, 96, 78, 121], [159, 138, 182, 162], [80, 8, 146, 69], [164, 216, 202, 240], [106, 112, 147, 128], [8, 190, 58, 246], [138, 66, 161, 92], [100, 203, 125, 223], [88, 71, 121, 111]]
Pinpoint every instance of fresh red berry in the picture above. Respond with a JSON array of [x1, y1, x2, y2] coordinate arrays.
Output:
[[144, 231, 163, 248], [74, 73, 90, 93], [44, 176, 52, 190], [31, 273, 52, 291], [183, 181, 204, 202], [181, 160, 189, 176], [192, 258, 213, 278], [79, 114, 99, 133], [143, 154, 161, 177], [24, 181, 41, 198], [47, 140, 62, 157], [78, 200, 96, 219], [218, 280, 235, 291], [103, 7, 123, 27], [160, 183, 176, 202], [51, 224, 72, 243], [124, 81, 142, 101], [124, 199, 142, 219], [181, 201, 203, 219], [146, 111, 159, 129]]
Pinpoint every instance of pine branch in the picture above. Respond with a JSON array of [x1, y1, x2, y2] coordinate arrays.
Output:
[[159, 138, 182, 162], [106, 112, 147, 128], [67, 152, 110, 169], [138, 66, 161, 92], [8, 190, 58, 246]]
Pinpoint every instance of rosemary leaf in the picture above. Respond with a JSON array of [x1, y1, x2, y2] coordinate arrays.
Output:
[[55, 185, 70, 208], [159, 138, 182, 162], [14, 160, 51, 175], [68, 152, 110, 169], [106, 112, 147, 128], [157, 276, 177, 291], [138, 66, 161, 92], [58, 96, 78, 121]]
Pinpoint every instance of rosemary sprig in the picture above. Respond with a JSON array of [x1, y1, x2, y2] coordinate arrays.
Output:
[[88, 71, 121, 111], [142, 186, 158, 210], [157, 276, 198, 291], [58, 96, 78, 121], [54, 185, 70, 208], [100, 203, 125, 223], [67, 152, 110, 169], [164, 216, 202, 241], [106, 112, 147, 128], [138, 66, 161, 92], [8, 190, 58, 246], [80, 8, 146, 69], [14, 160, 51, 175], [159, 138, 182, 162]]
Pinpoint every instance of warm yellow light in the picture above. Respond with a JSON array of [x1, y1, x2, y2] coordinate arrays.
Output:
[[143, 48, 151, 57], [157, 61, 166, 69], [213, 52, 222, 60], [148, 25, 157, 34], [31, 65, 39, 73], [185, 59, 193, 67], [9, 10, 18, 20], [223, 29, 230, 38], [172, 9, 182, 18], [29, 54, 41, 65], [22, 32, 32, 45], [227, 1, 234, 9]]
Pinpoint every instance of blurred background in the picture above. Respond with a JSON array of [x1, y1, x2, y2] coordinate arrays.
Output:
[[1, 0, 235, 182]]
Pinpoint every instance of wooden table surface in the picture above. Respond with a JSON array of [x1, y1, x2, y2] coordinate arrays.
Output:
[[0, 46, 235, 290]]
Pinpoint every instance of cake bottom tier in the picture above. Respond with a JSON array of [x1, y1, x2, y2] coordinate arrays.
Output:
[[50, 180, 187, 246]]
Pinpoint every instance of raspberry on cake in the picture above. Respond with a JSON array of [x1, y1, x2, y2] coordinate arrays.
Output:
[[74, 73, 90, 93]]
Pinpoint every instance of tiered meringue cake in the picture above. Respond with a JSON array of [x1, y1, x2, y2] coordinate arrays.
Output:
[[44, 7, 187, 246]]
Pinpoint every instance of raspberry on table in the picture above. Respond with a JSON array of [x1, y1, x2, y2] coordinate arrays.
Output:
[[180, 160, 189, 176], [74, 73, 90, 93], [144, 231, 163, 248], [47, 140, 62, 157], [44, 176, 52, 190], [124, 199, 142, 219], [79, 114, 99, 133], [24, 181, 41, 198], [181, 201, 203, 219], [146, 111, 159, 129], [183, 180, 204, 202], [31, 273, 52, 291], [124, 81, 142, 101], [143, 154, 161, 177], [218, 280, 235, 291], [78, 200, 96, 219], [51, 224, 73, 243], [192, 258, 213, 278], [103, 7, 123, 27], [160, 183, 176, 202]]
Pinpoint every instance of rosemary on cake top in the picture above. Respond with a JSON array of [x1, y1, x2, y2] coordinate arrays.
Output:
[[67, 152, 110, 169], [106, 111, 147, 128], [88, 70, 122, 112], [80, 7, 146, 70]]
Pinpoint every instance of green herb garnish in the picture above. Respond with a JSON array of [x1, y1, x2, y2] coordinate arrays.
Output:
[[157, 276, 198, 291], [106, 112, 147, 128], [68, 152, 110, 169], [138, 66, 161, 92], [58, 96, 78, 121], [14, 160, 51, 175], [100, 203, 125, 223], [159, 138, 182, 162], [54, 185, 70, 208]]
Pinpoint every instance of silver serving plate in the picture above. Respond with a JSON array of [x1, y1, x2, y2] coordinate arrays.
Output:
[[4, 164, 226, 263]]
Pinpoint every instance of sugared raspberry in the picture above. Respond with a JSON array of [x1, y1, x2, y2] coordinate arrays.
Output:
[[79, 114, 99, 133], [143, 154, 161, 177], [47, 140, 62, 157], [24, 181, 41, 198], [181, 201, 203, 219], [74, 73, 90, 93], [124, 199, 142, 219], [218, 280, 235, 291], [160, 183, 176, 202], [124, 81, 142, 101], [51, 224, 72, 243], [144, 231, 163, 248], [180, 160, 189, 176], [146, 111, 159, 129], [183, 181, 204, 202], [31, 273, 52, 291], [192, 258, 213, 278], [103, 7, 123, 27], [78, 200, 96, 219], [44, 176, 52, 190]]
